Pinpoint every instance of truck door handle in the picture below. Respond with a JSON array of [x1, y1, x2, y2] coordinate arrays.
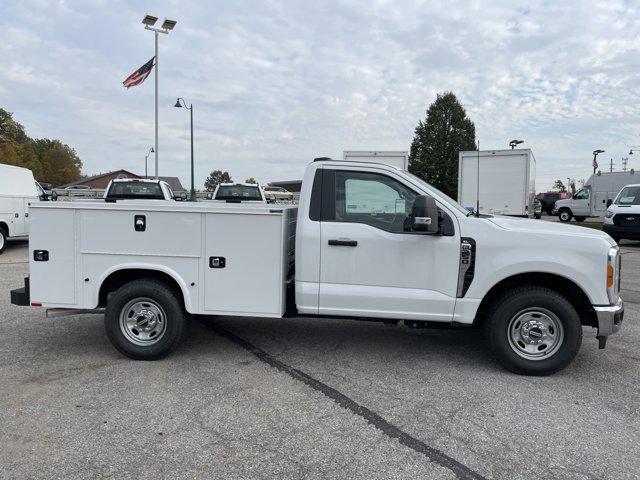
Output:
[[328, 239, 358, 247]]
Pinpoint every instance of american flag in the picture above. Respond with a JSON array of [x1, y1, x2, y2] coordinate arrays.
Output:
[[122, 57, 155, 89]]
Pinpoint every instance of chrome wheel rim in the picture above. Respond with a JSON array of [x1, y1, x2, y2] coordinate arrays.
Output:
[[0, 232, 5, 250], [560, 212, 569, 221], [119, 298, 167, 346], [507, 308, 564, 360]]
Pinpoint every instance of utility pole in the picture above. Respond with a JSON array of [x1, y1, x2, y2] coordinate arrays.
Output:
[[622, 157, 628, 172], [609, 158, 615, 173], [174, 98, 196, 201]]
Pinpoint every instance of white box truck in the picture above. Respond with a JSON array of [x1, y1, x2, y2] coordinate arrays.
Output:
[[0, 163, 45, 253], [458, 149, 536, 217], [11, 158, 624, 375], [343, 151, 408, 170], [553, 171, 638, 222]]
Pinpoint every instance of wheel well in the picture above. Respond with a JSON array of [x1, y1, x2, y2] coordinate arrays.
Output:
[[98, 269, 185, 308], [0, 222, 8, 235], [474, 273, 597, 328]]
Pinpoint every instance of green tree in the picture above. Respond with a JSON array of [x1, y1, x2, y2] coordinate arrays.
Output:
[[552, 179, 567, 193], [204, 170, 232, 191], [408, 92, 476, 199], [244, 177, 257, 184]]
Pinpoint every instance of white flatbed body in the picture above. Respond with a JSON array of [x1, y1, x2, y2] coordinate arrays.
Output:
[[28, 201, 297, 316]]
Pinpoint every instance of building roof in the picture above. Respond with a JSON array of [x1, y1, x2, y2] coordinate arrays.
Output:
[[142, 176, 186, 191], [58, 170, 140, 188]]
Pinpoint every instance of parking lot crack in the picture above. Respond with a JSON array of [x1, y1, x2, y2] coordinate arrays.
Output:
[[199, 319, 488, 480]]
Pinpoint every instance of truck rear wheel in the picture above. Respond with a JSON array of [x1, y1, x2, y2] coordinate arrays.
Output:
[[484, 286, 582, 375], [558, 209, 572, 222], [104, 279, 186, 360], [574, 216, 587, 222], [0, 227, 6, 254]]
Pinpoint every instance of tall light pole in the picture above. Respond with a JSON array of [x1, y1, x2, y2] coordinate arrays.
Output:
[[144, 147, 154, 177], [142, 14, 177, 179], [175, 98, 195, 201]]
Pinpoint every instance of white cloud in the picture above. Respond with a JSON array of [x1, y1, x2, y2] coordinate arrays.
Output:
[[0, 0, 639, 190]]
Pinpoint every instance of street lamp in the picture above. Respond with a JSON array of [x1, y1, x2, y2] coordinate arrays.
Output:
[[592, 149, 604, 174], [174, 98, 195, 201], [144, 147, 154, 177], [142, 13, 177, 179], [509, 139, 524, 149]]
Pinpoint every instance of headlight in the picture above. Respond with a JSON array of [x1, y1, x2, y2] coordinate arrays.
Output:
[[607, 246, 621, 303], [605, 209, 614, 218]]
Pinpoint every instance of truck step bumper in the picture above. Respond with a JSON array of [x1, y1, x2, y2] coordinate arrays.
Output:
[[10, 277, 30, 306]]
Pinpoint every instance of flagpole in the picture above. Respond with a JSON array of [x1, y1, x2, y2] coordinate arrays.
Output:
[[155, 30, 159, 179]]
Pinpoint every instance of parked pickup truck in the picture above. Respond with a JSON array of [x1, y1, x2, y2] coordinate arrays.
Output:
[[10, 158, 624, 375], [104, 178, 188, 201]]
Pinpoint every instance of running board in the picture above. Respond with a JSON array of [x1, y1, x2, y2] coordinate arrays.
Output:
[[46, 308, 105, 318]]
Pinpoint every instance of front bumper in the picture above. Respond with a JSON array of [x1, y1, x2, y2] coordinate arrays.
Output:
[[593, 297, 624, 347], [603, 223, 640, 239]]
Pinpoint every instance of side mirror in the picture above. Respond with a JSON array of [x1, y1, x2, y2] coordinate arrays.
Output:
[[410, 195, 439, 234], [51, 191, 58, 202], [607, 199, 613, 207]]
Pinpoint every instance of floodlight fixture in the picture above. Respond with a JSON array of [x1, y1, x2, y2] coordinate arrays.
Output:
[[509, 139, 524, 149], [162, 18, 177, 30], [142, 14, 158, 26]]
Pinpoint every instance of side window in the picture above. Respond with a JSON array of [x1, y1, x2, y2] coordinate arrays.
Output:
[[575, 188, 589, 200], [334, 170, 419, 233]]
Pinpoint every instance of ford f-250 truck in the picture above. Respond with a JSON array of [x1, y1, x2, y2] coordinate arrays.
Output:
[[10, 158, 624, 375]]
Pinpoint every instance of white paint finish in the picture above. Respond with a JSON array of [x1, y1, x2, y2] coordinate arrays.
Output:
[[458, 149, 536, 217], [342, 151, 408, 170], [0, 164, 39, 238], [80, 209, 201, 258], [29, 208, 76, 305], [318, 221, 459, 320], [452, 297, 482, 325], [203, 212, 286, 315]]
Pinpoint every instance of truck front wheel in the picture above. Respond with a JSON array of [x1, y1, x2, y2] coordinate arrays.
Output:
[[558, 209, 572, 222], [104, 279, 186, 360], [0, 227, 6, 254], [484, 286, 582, 375]]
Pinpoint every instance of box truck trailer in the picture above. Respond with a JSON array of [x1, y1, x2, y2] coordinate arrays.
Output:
[[553, 171, 639, 222], [343, 151, 408, 170], [458, 149, 536, 217]]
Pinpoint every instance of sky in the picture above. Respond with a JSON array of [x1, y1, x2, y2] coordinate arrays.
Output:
[[1, 0, 639, 191]]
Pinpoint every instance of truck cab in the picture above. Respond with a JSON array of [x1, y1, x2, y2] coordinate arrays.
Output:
[[211, 183, 266, 203], [603, 184, 640, 242]]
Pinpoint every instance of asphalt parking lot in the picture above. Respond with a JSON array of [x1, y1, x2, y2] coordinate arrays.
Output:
[[1, 238, 639, 480]]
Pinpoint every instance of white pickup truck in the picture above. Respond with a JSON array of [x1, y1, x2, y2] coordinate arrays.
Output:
[[10, 159, 624, 375]]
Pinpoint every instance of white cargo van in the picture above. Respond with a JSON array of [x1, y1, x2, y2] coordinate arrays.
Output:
[[11, 158, 624, 375], [0, 163, 43, 253], [553, 171, 638, 222], [343, 151, 408, 170], [458, 149, 536, 217]]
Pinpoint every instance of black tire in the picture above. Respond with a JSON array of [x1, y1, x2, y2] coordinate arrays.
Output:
[[104, 279, 186, 360], [574, 216, 587, 222], [484, 286, 582, 376], [611, 235, 622, 244], [0, 226, 7, 254], [534, 213, 541, 219], [558, 209, 572, 222]]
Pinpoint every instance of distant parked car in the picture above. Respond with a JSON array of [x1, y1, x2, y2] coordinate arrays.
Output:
[[536, 192, 563, 215], [211, 183, 266, 203], [263, 185, 294, 202], [603, 183, 640, 243]]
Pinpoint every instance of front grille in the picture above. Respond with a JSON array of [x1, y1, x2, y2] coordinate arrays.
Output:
[[613, 214, 640, 227]]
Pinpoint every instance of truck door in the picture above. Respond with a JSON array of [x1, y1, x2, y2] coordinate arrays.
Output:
[[12, 198, 26, 236], [571, 187, 591, 216], [594, 191, 608, 213], [317, 168, 459, 321]]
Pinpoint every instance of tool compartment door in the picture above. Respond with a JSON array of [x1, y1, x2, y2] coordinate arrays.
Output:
[[203, 212, 285, 316]]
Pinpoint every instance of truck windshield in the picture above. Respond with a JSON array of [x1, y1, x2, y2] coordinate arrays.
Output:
[[108, 182, 164, 199], [614, 186, 640, 205], [215, 185, 262, 201], [404, 171, 471, 216]]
